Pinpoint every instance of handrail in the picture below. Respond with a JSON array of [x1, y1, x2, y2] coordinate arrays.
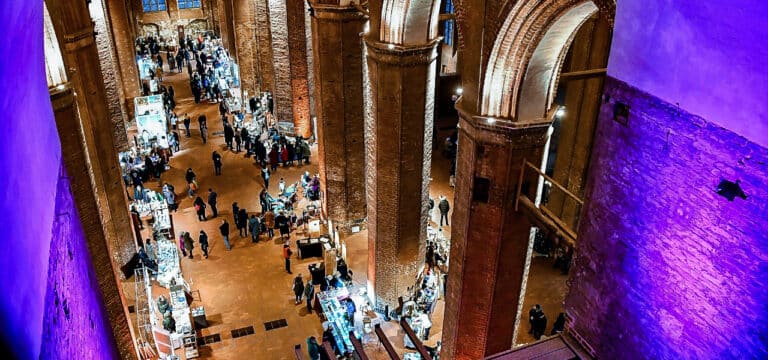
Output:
[[375, 324, 401, 360], [523, 161, 583, 205], [349, 331, 370, 360], [400, 318, 433, 360]]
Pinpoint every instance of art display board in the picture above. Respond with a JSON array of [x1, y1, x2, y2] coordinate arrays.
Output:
[[138, 57, 156, 79], [134, 95, 165, 116], [137, 113, 169, 148]]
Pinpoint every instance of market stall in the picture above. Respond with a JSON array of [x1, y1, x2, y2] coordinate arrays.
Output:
[[317, 287, 360, 354]]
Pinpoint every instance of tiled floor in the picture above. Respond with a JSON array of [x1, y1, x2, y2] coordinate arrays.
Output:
[[121, 67, 566, 359]]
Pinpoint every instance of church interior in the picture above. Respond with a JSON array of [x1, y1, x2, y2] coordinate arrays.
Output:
[[0, 0, 767, 359]]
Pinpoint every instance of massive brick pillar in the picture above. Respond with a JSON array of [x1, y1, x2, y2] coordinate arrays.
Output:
[[232, 0, 257, 95], [310, 3, 367, 230], [442, 107, 550, 359], [286, 0, 311, 138], [91, 0, 130, 151], [268, 0, 293, 122], [365, 38, 440, 308], [50, 85, 138, 359], [254, 0, 275, 94], [46, 0, 138, 273], [104, 0, 140, 114]]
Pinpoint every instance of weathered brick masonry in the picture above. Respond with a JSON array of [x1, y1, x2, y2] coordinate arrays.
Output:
[[566, 77, 768, 359]]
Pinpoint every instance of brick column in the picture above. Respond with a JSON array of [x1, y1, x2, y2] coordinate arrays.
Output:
[[104, 0, 140, 106], [364, 38, 439, 308], [287, 0, 311, 138], [45, 0, 138, 272], [310, 3, 367, 230], [268, 0, 293, 123], [441, 107, 550, 359], [50, 85, 138, 359], [254, 0, 275, 94], [232, 0, 257, 94]]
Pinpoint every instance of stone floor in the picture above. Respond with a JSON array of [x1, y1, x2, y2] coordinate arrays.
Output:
[[121, 67, 567, 359]]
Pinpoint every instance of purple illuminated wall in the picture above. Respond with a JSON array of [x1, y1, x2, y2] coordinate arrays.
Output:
[[565, 77, 768, 358], [607, 0, 768, 148], [0, 1, 119, 359]]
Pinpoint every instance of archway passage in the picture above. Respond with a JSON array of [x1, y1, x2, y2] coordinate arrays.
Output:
[[443, 1, 614, 358]]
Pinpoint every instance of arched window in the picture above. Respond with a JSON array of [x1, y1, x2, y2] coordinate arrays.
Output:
[[178, 0, 201, 9], [142, 0, 167, 12]]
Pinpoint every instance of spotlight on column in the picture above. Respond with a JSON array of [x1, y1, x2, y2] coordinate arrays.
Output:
[[555, 106, 566, 118], [456, 87, 463, 95], [388, 43, 395, 50]]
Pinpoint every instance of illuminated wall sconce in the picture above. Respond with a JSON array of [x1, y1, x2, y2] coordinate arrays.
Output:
[[456, 87, 463, 95], [387, 43, 395, 50], [716, 179, 747, 201]]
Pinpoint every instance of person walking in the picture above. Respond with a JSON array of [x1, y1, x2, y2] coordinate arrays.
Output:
[[178, 232, 188, 257], [264, 209, 275, 239], [304, 279, 314, 313], [183, 114, 191, 137], [212, 151, 222, 175], [438, 195, 451, 226], [208, 188, 218, 217], [249, 215, 260, 242], [232, 202, 240, 228], [237, 208, 248, 237], [199, 230, 209, 259], [219, 219, 231, 251], [283, 244, 293, 274], [185, 168, 197, 197], [261, 165, 271, 190], [183, 232, 195, 259], [306, 336, 320, 360], [293, 274, 305, 304], [193, 196, 207, 221]]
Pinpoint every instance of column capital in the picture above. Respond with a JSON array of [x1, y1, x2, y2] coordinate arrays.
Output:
[[311, 3, 367, 21], [62, 27, 96, 52], [49, 84, 75, 111], [364, 36, 441, 66], [456, 100, 553, 148]]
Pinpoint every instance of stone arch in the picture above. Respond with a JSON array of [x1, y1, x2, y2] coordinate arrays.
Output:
[[380, 0, 442, 44], [481, 0, 610, 120], [140, 22, 160, 37]]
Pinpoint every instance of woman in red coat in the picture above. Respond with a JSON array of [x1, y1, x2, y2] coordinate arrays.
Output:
[[281, 145, 289, 166], [269, 146, 279, 172]]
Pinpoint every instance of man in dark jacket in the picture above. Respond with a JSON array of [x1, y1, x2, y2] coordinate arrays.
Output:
[[224, 123, 235, 150], [219, 219, 231, 251], [293, 274, 305, 304], [438, 195, 450, 226], [199, 230, 209, 259], [212, 151, 222, 175], [208, 188, 218, 217], [249, 215, 260, 242], [237, 208, 248, 237]]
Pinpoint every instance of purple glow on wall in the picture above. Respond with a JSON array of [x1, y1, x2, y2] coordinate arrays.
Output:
[[0, 1, 120, 359], [566, 77, 768, 359], [0, 1, 61, 358], [608, 0, 768, 148]]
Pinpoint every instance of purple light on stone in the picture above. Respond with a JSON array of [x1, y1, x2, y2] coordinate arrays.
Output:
[[0, 1, 119, 359], [566, 78, 768, 359], [608, 0, 768, 148]]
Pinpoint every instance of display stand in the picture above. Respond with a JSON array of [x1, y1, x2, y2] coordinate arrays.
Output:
[[156, 238, 183, 288], [317, 287, 358, 354]]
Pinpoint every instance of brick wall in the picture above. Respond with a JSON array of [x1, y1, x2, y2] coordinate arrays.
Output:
[[286, 0, 311, 137], [39, 164, 121, 359], [565, 77, 768, 359], [268, 0, 293, 123]]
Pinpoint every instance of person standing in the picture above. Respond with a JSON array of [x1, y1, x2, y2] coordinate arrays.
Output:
[[183, 114, 191, 137], [237, 208, 248, 237], [199, 230, 209, 259], [551, 313, 566, 335], [278, 178, 286, 194], [219, 219, 231, 251], [438, 195, 451, 226], [144, 238, 156, 263], [224, 123, 234, 150], [275, 211, 290, 241], [268, 146, 279, 172], [208, 188, 218, 217], [293, 274, 305, 304], [183, 232, 195, 259], [283, 244, 293, 274], [533, 306, 547, 340], [249, 215, 260, 242], [264, 208, 275, 239], [306, 336, 320, 360], [261, 165, 271, 190], [193, 196, 207, 221], [212, 151, 222, 175], [234, 132, 242, 153], [162, 183, 177, 212], [304, 280, 314, 314], [259, 188, 269, 213], [232, 202, 240, 229], [178, 232, 188, 257], [200, 117, 208, 144]]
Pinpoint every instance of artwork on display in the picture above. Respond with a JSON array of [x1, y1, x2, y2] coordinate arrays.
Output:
[[137, 113, 169, 148], [138, 58, 156, 79], [134, 95, 165, 116]]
